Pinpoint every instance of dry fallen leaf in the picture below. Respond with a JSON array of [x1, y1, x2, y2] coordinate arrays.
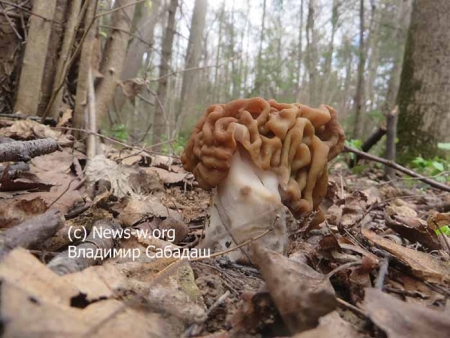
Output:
[[385, 213, 440, 250], [118, 197, 180, 227], [253, 246, 337, 334], [0, 197, 48, 228], [0, 168, 53, 192], [145, 167, 191, 185], [365, 288, 450, 338], [56, 109, 72, 128], [292, 311, 361, 338], [0, 248, 171, 338], [362, 228, 450, 283], [0, 119, 73, 145]]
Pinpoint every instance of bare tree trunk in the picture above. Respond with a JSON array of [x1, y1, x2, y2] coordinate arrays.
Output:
[[397, 0, 449, 162], [14, 0, 57, 116], [382, 0, 411, 171], [385, 107, 398, 178], [38, 0, 68, 116], [152, 0, 178, 150], [175, 0, 207, 136], [295, 0, 304, 100], [0, 0, 24, 114], [253, 0, 267, 96], [73, 0, 97, 137], [351, 0, 365, 139], [48, 0, 82, 118], [364, 2, 380, 114], [114, 0, 161, 112], [213, 4, 225, 102], [95, 0, 136, 125], [321, 0, 339, 104], [306, 0, 318, 106]]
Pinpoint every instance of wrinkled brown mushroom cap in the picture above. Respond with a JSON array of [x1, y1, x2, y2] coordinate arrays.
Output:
[[181, 97, 345, 218]]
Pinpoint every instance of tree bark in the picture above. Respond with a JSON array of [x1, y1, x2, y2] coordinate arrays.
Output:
[[0, 209, 64, 259], [73, 0, 97, 136], [383, 0, 411, 172], [0, 0, 24, 114], [295, 0, 304, 100], [38, 0, 68, 116], [352, 0, 365, 139], [306, 0, 318, 106], [213, 4, 225, 102], [175, 0, 207, 136], [152, 0, 178, 150], [253, 0, 267, 96], [48, 0, 82, 119], [95, 0, 136, 126], [321, 0, 339, 104], [0, 138, 58, 162], [385, 107, 398, 178], [114, 0, 161, 112], [395, 0, 448, 162], [14, 0, 57, 116]]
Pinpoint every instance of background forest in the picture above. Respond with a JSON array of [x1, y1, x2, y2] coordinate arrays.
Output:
[[1, 0, 449, 172], [1, 1, 450, 337]]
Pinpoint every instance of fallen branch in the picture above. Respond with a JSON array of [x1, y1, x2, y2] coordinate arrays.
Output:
[[344, 146, 450, 193], [0, 209, 64, 258], [0, 113, 56, 125], [0, 138, 59, 162], [47, 220, 121, 275]]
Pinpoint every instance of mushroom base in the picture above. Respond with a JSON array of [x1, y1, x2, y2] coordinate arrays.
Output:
[[202, 149, 288, 263]]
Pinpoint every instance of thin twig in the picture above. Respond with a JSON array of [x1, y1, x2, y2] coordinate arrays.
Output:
[[336, 297, 366, 318], [99, 24, 155, 49], [0, 0, 56, 22], [344, 145, 450, 192], [433, 220, 450, 254], [95, 0, 144, 18], [149, 56, 241, 82], [54, 126, 175, 154], [0, 4, 22, 39], [47, 178, 86, 209], [326, 261, 362, 279], [191, 228, 273, 262]]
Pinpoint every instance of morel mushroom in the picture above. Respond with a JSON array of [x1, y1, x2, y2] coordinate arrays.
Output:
[[182, 98, 345, 262]]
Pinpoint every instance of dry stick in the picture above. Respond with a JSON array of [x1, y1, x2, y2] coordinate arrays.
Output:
[[385, 107, 398, 178], [325, 261, 362, 279], [0, 138, 58, 162], [86, 66, 97, 159], [0, 209, 64, 258], [336, 297, 366, 318], [47, 220, 121, 275], [0, 113, 56, 124], [375, 255, 390, 290], [185, 291, 231, 337], [343, 145, 450, 193]]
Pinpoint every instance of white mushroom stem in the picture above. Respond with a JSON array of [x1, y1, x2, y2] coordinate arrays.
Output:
[[202, 148, 288, 262]]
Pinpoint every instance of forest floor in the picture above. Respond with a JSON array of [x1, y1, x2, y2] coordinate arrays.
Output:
[[0, 117, 449, 337]]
